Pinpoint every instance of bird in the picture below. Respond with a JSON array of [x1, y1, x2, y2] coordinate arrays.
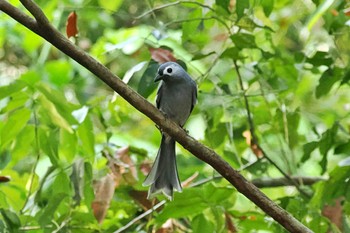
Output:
[[142, 61, 197, 200]]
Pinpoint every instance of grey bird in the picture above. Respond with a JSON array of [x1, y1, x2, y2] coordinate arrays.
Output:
[[142, 62, 197, 200]]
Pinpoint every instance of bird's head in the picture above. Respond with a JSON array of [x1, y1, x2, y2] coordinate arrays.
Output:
[[154, 62, 186, 82]]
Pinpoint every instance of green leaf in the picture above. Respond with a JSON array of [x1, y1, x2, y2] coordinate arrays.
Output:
[[1, 108, 31, 149], [0, 150, 11, 170], [137, 61, 159, 98], [230, 33, 256, 49], [319, 124, 338, 156], [98, 0, 122, 11], [192, 51, 216, 61], [306, 51, 333, 67], [44, 60, 71, 87], [311, 166, 350, 206], [0, 209, 21, 231], [1, 91, 30, 114], [59, 129, 77, 162], [220, 47, 240, 60], [216, 0, 230, 13], [52, 171, 72, 195], [301, 141, 318, 163], [192, 214, 215, 233], [20, 70, 41, 85], [261, 0, 274, 16], [275, 109, 300, 148], [334, 142, 350, 155], [340, 68, 350, 86], [0, 80, 26, 100], [70, 158, 85, 205], [72, 106, 89, 124], [38, 193, 68, 226], [202, 183, 236, 207], [83, 161, 94, 208], [236, 0, 250, 20], [156, 188, 207, 224], [301, 125, 337, 172], [315, 68, 341, 98], [77, 115, 95, 158], [39, 128, 59, 166], [12, 125, 35, 159], [182, 8, 208, 45], [37, 94, 73, 133], [205, 122, 227, 148], [36, 83, 78, 123]]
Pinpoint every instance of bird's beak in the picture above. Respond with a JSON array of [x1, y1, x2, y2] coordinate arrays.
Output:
[[154, 75, 162, 82]]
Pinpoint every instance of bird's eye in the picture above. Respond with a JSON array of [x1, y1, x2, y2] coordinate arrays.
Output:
[[167, 68, 172, 73]]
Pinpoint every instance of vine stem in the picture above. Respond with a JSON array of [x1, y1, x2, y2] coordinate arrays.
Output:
[[233, 60, 311, 198], [20, 103, 41, 214]]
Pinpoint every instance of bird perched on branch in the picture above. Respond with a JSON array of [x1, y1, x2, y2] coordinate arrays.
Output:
[[143, 62, 197, 200]]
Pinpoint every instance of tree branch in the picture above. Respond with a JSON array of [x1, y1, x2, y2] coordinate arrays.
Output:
[[252, 176, 326, 188], [0, 1, 313, 232]]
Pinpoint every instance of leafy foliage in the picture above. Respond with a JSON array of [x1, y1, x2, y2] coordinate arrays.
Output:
[[1, 0, 350, 232]]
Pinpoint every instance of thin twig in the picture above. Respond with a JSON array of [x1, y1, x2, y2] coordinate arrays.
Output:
[[134, 0, 215, 20], [114, 200, 166, 233], [233, 60, 311, 198], [21, 105, 41, 214], [134, 0, 231, 31]]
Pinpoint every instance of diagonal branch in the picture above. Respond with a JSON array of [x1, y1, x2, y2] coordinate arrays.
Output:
[[0, 1, 312, 232]]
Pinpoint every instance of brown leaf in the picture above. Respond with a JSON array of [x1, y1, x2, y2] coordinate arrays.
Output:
[[331, 9, 339, 16], [140, 161, 151, 176], [322, 197, 344, 231], [344, 7, 350, 16], [66, 11, 78, 38], [92, 174, 115, 223], [225, 212, 238, 233], [242, 130, 263, 158], [107, 146, 138, 186], [0, 176, 10, 183], [149, 47, 177, 63], [251, 142, 263, 158], [128, 190, 158, 211], [214, 33, 229, 41], [242, 130, 251, 145]]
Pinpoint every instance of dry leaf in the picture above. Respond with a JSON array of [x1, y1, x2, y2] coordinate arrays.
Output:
[[214, 33, 228, 41], [242, 130, 251, 145], [344, 7, 350, 16], [149, 47, 177, 63], [322, 197, 344, 232], [107, 146, 138, 186], [129, 190, 156, 211], [331, 9, 339, 16], [92, 174, 115, 223], [225, 212, 238, 233], [66, 11, 78, 38], [0, 176, 10, 183], [242, 130, 263, 158], [140, 161, 151, 176]]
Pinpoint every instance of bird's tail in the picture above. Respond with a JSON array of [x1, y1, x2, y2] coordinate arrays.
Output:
[[142, 134, 182, 200]]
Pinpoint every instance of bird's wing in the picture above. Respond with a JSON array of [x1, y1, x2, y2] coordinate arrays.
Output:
[[156, 82, 163, 109], [190, 81, 197, 113]]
